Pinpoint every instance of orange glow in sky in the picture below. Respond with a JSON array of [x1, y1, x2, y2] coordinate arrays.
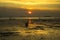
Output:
[[0, 0, 60, 10]]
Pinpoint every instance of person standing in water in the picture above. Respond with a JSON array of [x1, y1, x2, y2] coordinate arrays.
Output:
[[25, 21, 29, 28]]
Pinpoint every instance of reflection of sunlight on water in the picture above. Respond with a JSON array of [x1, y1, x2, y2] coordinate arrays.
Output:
[[0, 26, 60, 40], [34, 30, 48, 35], [17, 29, 48, 36]]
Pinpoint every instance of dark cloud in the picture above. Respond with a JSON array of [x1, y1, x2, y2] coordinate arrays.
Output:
[[0, 7, 60, 17]]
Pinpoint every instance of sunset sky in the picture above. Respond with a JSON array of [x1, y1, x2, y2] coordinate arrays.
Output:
[[0, 0, 60, 10], [0, 0, 60, 17]]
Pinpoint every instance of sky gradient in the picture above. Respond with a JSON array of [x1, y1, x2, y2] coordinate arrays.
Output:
[[0, 0, 60, 17], [0, 0, 60, 10]]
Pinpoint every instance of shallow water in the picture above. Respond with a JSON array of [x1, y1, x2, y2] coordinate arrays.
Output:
[[0, 19, 60, 40]]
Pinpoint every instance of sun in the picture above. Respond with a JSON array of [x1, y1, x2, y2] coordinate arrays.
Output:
[[28, 11, 32, 14]]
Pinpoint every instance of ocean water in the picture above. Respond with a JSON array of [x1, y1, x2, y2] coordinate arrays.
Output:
[[0, 19, 60, 40]]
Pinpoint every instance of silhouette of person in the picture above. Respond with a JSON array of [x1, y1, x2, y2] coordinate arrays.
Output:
[[25, 21, 29, 28]]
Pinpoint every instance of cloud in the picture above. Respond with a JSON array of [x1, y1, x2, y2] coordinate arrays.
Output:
[[0, 7, 60, 17], [0, 0, 60, 10]]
